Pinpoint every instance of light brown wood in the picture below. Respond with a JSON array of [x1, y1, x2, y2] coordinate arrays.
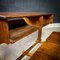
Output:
[[17, 41, 39, 60], [30, 50, 60, 60], [0, 20, 10, 44], [0, 12, 52, 18], [10, 26, 37, 41], [23, 17, 33, 26], [27, 52, 33, 57], [37, 16, 43, 42], [30, 32, 60, 60], [17, 32, 60, 60], [23, 16, 43, 27]]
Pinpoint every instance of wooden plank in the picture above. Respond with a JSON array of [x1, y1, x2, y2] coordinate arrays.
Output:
[[10, 26, 37, 41], [0, 12, 52, 18], [0, 20, 10, 44]]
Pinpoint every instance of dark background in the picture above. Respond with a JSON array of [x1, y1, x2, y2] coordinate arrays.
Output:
[[0, 0, 60, 23]]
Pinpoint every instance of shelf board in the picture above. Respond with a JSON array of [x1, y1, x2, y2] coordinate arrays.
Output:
[[10, 25, 37, 41]]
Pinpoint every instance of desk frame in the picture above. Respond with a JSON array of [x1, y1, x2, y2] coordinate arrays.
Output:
[[0, 12, 54, 44]]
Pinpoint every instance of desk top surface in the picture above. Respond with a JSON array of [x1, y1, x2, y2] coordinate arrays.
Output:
[[0, 12, 52, 18]]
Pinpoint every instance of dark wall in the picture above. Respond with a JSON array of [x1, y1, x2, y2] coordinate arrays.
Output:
[[0, 0, 60, 22]]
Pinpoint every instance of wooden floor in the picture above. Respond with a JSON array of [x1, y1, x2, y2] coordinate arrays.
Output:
[[30, 32, 60, 60]]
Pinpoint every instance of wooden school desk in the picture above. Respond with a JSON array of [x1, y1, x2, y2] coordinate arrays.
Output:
[[0, 12, 54, 44]]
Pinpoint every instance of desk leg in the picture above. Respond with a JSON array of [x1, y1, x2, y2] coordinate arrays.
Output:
[[23, 16, 43, 43], [37, 28, 42, 43], [36, 16, 43, 43], [0, 20, 10, 44]]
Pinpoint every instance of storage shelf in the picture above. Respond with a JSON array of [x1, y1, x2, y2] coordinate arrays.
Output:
[[10, 25, 37, 41]]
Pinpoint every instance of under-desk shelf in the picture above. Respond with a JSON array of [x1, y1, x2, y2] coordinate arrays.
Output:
[[10, 25, 37, 41], [8, 18, 37, 42]]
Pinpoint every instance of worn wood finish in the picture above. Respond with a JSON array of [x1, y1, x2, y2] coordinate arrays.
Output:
[[30, 32, 60, 60]]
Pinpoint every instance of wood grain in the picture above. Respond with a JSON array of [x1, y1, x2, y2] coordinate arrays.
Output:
[[0, 12, 52, 18], [0, 20, 10, 44], [10, 26, 37, 41], [46, 32, 60, 45], [30, 32, 60, 60]]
